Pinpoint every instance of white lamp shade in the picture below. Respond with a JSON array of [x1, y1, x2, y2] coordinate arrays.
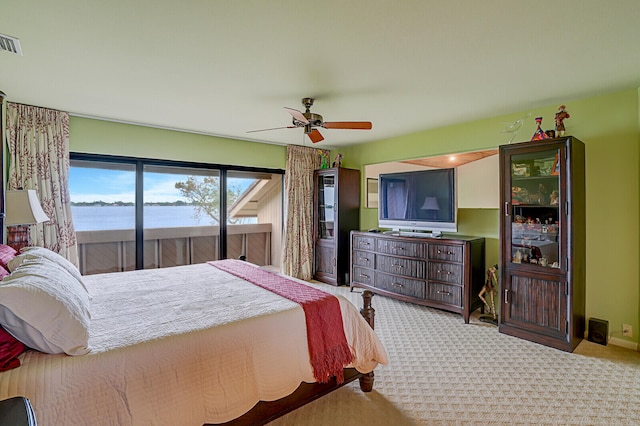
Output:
[[5, 190, 50, 226], [420, 196, 440, 211]]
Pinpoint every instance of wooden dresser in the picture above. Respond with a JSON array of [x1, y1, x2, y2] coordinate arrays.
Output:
[[350, 231, 485, 323]]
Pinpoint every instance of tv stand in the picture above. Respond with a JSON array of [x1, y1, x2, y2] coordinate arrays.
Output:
[[350, 231, 485, 323]]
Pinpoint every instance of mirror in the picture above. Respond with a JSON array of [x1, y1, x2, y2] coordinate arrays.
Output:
[[364, 149, 500, 209], [366, 178, 378, 208]]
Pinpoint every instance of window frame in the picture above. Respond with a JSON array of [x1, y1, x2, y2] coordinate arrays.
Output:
[[70, 152, 284, 270]]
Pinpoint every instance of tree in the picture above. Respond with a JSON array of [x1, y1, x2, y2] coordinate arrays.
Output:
[[174, 176, 244, 224]]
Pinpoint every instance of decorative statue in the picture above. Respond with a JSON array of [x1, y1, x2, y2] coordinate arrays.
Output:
[[531, 117, 549, 141], [332, 153, 343, 168], [478, 265, 499, 325], [320, 151, 329, 169], [554, 105, 570, 137]]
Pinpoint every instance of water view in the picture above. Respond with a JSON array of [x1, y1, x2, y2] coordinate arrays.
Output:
[[71, 205, 217, 231]]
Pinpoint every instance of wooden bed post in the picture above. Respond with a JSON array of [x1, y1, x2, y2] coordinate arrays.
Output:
[[359, 290, 375, 392], [360, 290, 375, 329]]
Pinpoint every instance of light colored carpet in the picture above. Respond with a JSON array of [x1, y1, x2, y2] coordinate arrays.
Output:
[[269, 281, 640, 425]]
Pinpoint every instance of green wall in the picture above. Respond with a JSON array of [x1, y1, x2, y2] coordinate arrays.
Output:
[[68, 89, 640, 348], [70, 117, 287, 169], [340, 88, 640, 348]]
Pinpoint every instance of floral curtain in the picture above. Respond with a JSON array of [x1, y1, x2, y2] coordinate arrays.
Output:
[[6, 102, 79, 266], [282, 145, 328, 280]]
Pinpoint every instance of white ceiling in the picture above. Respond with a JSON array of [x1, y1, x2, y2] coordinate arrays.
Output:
[[1, 0, 639, 149]]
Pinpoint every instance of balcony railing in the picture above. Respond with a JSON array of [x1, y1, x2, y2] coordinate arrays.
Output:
[[76, 223, 272, 275]]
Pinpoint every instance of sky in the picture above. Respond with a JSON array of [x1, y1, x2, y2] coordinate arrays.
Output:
[[69, 167, 252, 203]]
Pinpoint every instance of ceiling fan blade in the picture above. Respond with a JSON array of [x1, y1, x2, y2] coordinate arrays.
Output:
[[308, 129, 324, 143], [284, 107, 309, 124], [247, 126, 296, 133], [323, 121, 372, 130]]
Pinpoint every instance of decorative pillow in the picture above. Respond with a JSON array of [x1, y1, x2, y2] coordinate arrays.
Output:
[[0, 244, 18, 272], [0, 257, 91, 355], [0, 325, 25, 372], [0, 268, 9, 280], [7, 246, 86, 291]]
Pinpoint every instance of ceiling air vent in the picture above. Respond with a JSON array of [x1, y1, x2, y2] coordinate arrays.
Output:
[[0, 33, 23, 55]]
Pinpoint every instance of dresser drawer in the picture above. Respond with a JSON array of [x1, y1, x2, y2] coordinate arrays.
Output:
[[428, 282, 462, 307], [376, 254, 426, 279], [428, 262, 463, 284], [376, 272, 426, 299], [350, 232, 484, 324], [377, 238, 426, 258], [352, 250, 374, 268], [429, 244, 463, 263], [353, 235, 375, 252], [352, 267, 374, 286]]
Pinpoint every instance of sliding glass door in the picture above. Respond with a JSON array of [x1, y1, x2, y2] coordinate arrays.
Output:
[[142, 165, 221, 269], [226, 170, 283, 267], [69, 154, 283, 275], [69, 159, 137, 274]]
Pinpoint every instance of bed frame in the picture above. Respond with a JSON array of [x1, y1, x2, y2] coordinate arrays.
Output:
[[207, 290, 377, 426]]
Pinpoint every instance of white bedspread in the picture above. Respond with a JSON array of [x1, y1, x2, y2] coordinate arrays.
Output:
[[0, 263, 387, 425]]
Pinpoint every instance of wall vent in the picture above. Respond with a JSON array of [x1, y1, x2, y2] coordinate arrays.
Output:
[[0, 33, 23, 55]]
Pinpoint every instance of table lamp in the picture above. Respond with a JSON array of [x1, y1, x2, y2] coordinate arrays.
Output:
[[5, 190, 49, 251]]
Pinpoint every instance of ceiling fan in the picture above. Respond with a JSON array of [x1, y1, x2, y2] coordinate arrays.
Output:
[[247, 97, 372, 143]]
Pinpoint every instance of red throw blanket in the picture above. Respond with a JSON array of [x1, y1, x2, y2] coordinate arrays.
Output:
[[208, 259, 354, 383], [0, 326, 25, 372]]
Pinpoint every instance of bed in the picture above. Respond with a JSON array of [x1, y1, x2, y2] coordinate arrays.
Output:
[[0, 246, 388, 425]]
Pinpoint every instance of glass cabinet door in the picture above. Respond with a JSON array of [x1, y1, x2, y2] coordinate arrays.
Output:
[[508, 147, 562, 269], [317, 174, 335, 240]]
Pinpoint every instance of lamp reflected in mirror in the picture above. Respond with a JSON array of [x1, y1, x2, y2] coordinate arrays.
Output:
[[6, 190, 49, 251], [420, 196, 440, 219]]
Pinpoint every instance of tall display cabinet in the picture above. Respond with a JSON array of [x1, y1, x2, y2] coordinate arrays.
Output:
[[313, 167, 360, 285], [499, 137, 585, 352]]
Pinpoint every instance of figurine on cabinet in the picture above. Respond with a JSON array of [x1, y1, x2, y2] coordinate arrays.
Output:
[[549, 190, 559, 205], [332, 153, 343, 168], [537, 183, 548, 205], [554, 105, 570, 137], [531, 117, 549, 141], [513, 250, 522, 263], [320, 151, 330, 169]]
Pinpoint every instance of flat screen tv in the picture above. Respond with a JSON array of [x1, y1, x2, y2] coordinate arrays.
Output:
[[378, 167, 457, 236]]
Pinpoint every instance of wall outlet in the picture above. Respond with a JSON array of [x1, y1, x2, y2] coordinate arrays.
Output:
[[622, 324, 632, 338]]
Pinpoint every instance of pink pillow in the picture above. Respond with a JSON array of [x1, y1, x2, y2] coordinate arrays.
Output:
[[0, 244, 18, 272], [0, 326, 25, 372], [0, 268, 9, 280]]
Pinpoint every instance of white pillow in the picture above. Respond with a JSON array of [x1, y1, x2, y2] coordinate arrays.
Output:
[[0, 257, 91, 355], [8, 246, 87, 291]]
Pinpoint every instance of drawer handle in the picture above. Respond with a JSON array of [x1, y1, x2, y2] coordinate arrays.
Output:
[[392, 283, 404, 288], [359, 241, 370, 246], [358, 257, 370, 262], [393, 263, 404, 269], [437, 290, 452, 296], [437, 249, 454, 255], [392, 245, 404, 250], [437, 270, 452, 275], [359, 273, 370, 279]]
